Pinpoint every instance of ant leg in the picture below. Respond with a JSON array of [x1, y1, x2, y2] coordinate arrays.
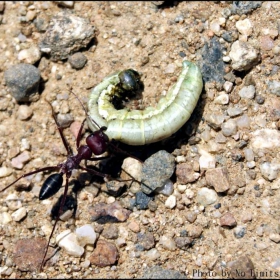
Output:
[[45, 101, 73, 156], [1, 166, 59, 192], [76, 119, 87, 149], [40, 176, 70, 271], [79, 165, 107, 179]]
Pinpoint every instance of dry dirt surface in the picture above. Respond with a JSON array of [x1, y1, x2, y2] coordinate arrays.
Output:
[[1, 1, 280, 279]]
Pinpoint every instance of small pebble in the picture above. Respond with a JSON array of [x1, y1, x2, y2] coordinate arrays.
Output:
[[233, 225, 247, 238], [18, 45, 41, 64], [89, 240, 119, 267], [0, 212, 12, 225], [11, 207, 27, 222], [229, 40, 259, 71], [199, 150, 216, 169], [260, 162, 279, 181], [75, 224, 97, 247], [68, 52, 88, 69], [4, 63, 41, 102], [227, 107, 243, 117], [56, 230, 84, 257], [5, 193, 22, 210], [155, 179, 174, 196], [223, 81, 234, 93], [145, 248, 161, 261], [17, 105, 33, 120], [205, 167, 230, 193], [165, 195, 176, 209], [159, 235, 176, 251], [196, 187, 218, 206], [128, 220, 140, 233], [220, 212, 237, 227], [238, 85, 255, 99], [236, 18, 252, 36], [0, 167, 13, 178], [214, 93, 229, 105], [141, 150, 175, 194], [11, 151, 31, 169], [269, 233, 280, 243], [221, 119, 237, 137]]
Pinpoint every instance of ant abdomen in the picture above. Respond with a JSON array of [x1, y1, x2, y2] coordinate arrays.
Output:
[[39, 173, 63, 200]]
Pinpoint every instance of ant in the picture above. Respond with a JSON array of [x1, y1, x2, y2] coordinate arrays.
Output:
[[0, 91, 139, 272]]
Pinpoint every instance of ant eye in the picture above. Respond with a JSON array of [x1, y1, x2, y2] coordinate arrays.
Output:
[[86, 130, 109, 155]]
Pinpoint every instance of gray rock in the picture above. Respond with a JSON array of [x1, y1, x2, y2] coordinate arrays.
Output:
[[135, 191, 154, 210], [267, 80, 280, 96], [68, 52, 88, 69], [4, 64, 41, 102], [141, 150, 175, 194], [39, 12, 95, 61], [231, 1, 262, 15], [200, 37, 226, 84], [238, 85, 255, 99], [140, 265, 186, 279]]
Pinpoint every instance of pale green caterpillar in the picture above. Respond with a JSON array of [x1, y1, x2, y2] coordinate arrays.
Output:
[[87, 60, 203, 145]]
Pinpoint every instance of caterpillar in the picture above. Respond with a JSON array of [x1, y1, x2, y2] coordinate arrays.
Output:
[[87, 60, 203, 145]]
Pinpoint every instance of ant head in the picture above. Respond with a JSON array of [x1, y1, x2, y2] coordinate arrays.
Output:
[[86, 128, 109, 155]]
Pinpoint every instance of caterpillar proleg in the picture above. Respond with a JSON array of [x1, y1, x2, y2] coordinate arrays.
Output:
[[87, 60, 203, 145]]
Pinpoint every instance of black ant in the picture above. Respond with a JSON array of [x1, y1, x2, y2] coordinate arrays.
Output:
[[0, 91, 138, 272]]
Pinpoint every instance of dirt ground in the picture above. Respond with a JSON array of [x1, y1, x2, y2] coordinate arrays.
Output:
[[1, 1, 280, 279]]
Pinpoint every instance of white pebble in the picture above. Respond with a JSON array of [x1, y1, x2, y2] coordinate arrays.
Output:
[[221, 119, 237, 137], [56, 230, 84, 257], [5, 193, 22, 210], [198, 149, 216, 169], [75, 224, 97, 247], [260, 162, 279, 181], [145, 248, 161, 260], [185, 189, 194, 199], [18, 47, 41, 64], [0, 212, 12, 225], [164, 63, 176, 74], [236, 115, 251, 129], [177, 184, 187, 193], [17, 105, 33, 120], [236, 18, 252, 36], [251, 129, 280, 151], [238, 85, 255, 99], [11, 207, 27, 222], [20, 138, 30, 151], [229, 40, 259, 71], [223, 81, 233, 93], [121, 157, 142, 181], [0, 167, 13, 178], [214, 93, 229, 105], [196, 187, 218, 206], [244, 148, 254, 161], [106, 196, 116, 204], [159, 235, 176, 251], [165, 195, 176, 209], [156, 179, 174, 196]]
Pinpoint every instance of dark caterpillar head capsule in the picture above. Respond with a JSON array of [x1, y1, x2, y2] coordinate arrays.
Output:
[[119, 69, 142, 92]]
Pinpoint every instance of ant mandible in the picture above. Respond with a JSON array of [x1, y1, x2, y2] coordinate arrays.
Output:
[[1, 92, 121, 271]]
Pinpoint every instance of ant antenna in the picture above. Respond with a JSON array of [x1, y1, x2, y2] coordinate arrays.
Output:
[[70, 89, 102, 131]]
